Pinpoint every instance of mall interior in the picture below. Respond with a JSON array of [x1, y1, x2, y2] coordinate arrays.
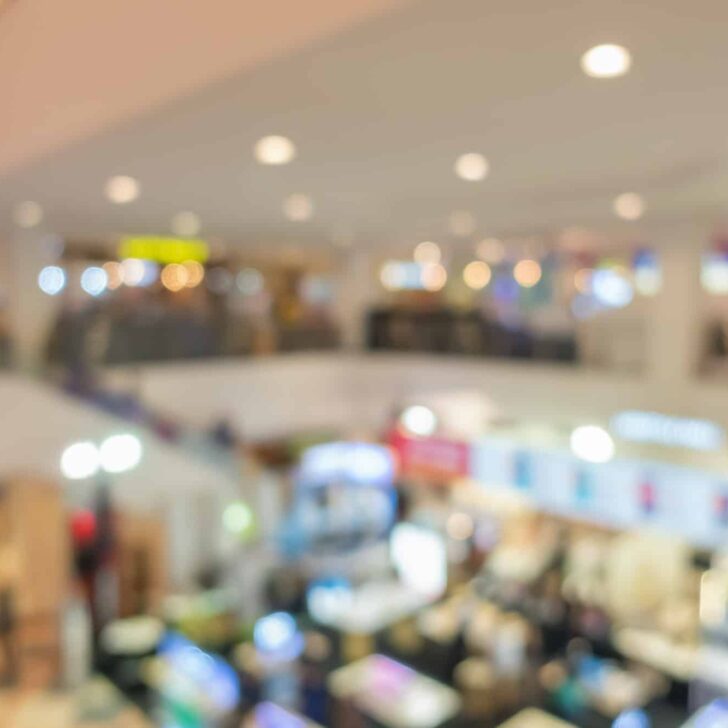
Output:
[[4, 2, 728, 727]]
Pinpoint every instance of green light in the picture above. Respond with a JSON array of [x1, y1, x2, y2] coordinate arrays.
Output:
[[223, 501, 254, 537]]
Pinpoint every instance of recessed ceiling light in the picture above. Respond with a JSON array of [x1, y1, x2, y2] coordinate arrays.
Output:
[[454, 153, 489, 181], [283, 193, 313, 221], [14, 200, 43, 228], [105, 175, 140, 204], [476, 238, 505, 264], [255, 135, 296, 165], [581, 44, 632, 78], [613, 192, 645, 220], [171, 211, 201, 237], [449, 210, 476, 237], [414, 241, 442, 264]]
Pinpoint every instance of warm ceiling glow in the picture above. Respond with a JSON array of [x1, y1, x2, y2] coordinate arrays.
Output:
[[514, 259, 542, 288], [105, 175, 140, 204], [454, 153, 489, 182], [449, 210, 476, 237], [283, 193, 313, 221], [422, 263, 448, 291], [183, 260, 205, 288], [613, 192, 645, 220], [14, 200, 43, 228], [102, 261, 123, 290], [476, 237, 505, 264], [581, 44, 632, 78], [161, 263, 189, 291], [172, 211, 201, 237], [254, 135, 296, 165], [413, 241, 441, 264], [463, 261, 492, 290]]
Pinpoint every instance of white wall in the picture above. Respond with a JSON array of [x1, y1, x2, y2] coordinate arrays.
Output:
[[101, 351, 728, 437], [0, 374, 242, 587]]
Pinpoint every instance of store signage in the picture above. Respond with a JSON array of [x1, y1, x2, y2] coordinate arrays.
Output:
[[610, 410, 725, 452], [471, 437, 728, 549], [299, 441, 395, 487], [118, 235, 209, 263], [390, 433, 470, 481]]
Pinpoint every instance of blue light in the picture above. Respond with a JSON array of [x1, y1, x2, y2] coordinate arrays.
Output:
[[592, 268, 633, 308], [612, 709, 650, 728], [299, 442, 395, 488], [254, 612, 304, 661]]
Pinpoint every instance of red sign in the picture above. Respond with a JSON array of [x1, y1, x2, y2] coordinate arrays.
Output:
[[390, 432, 470, 481]]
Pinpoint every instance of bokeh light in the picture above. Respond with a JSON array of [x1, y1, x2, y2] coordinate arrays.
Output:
[[570, 425, 615, 463], [161, 263, 189, 292], [454, 152, 489, 181], [80, 266, 108, 297], [414, 241, 442, 264], [254, 135, 296, 165], [38, 266, 66, 296], [99, 434, 142, 474], [61, 441, 101, 480], [513, 259, 542, 288], [421, 263, 448, 291], [105, 175, 140, 204], [581, 44, 632, 78], [463, 260, 492, 289]]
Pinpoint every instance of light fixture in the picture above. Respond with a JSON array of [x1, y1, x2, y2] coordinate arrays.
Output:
[[38, 266, 66, 296], [105, 175, 140, 204], [283, 193, 313, 221], [254, 135, 296, 165], [421, 263, 447, 291], [103, 261, 123, 290], [400, 405, 438, 437], [513, 259, 542, 288], [613, 192, 645, 220], [253, 612, 303, 660], [120, 258, 146, 287], [463, 261, 492, 290], [581, 44, 632, 78], [236, 268, 264, 295], [161, 263, 189, 292], [454, 153, 489, 182], [570, 425, 615, 463], [171, 211, 201, 237], [413, 241, 441, 264], [449, 210, 476, 237], [99, 434, 143, 474], [223, 501, 254, 536], [80, 266, 108, 297], [14, 201, 43, 228], [61, 442, 101, 480], [592, 268, 634, 308], [182, 260, 205, 288], [476, 238, 505, 264]]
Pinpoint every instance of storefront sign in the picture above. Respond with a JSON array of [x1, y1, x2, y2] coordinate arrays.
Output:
[[610, 410, 725, 451], [390, 433, 470, 481], [471, 437, 728, 548]]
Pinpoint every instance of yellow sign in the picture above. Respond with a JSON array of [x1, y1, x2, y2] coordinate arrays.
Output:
[[118, 236, 209, 264]]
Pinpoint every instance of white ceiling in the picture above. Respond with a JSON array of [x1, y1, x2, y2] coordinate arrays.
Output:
[[3, 0, 728, 252]]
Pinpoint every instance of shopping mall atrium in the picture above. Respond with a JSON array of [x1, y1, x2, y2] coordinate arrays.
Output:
[[4, 1, 728, 726]]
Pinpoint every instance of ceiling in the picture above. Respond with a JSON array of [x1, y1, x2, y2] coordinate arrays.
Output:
[[3, 0, 728, 254]]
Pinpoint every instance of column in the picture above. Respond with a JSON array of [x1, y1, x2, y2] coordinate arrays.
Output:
[[336, 247, 377, 350], [646, 227, 705, 387], [5, 233, 62, 372]]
